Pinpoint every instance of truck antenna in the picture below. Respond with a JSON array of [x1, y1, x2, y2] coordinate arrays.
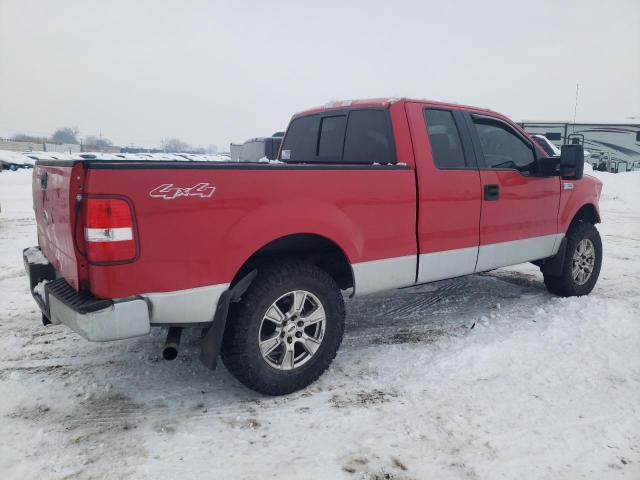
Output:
[[572, 83, 579, 132]]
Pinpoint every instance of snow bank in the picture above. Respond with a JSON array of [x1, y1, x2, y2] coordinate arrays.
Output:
[[590, 169, 640, 207], [0, 168, 34, 220]]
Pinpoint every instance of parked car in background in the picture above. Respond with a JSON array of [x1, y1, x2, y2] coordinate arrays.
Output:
[[531, 135, 593, 168], [24, 98, 602, 396], [0, 150, 31, 170], [532, 134, 561, 157]]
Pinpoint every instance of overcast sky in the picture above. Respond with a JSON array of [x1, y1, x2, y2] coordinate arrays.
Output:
[[1, 0, 638, 150]]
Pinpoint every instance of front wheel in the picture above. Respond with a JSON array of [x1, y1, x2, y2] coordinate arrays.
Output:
[[221, 260, 345, 395], [543, 222, 602, 297]]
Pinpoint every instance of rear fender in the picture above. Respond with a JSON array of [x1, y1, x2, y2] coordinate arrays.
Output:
[[221, 199, 362, 278]]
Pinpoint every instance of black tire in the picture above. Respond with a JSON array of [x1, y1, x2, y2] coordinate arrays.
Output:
[[543, 222, 602, 297], [220, 260, 345, 395]]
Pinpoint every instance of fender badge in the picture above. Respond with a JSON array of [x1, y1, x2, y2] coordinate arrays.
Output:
[[149, 182, 216, 200]]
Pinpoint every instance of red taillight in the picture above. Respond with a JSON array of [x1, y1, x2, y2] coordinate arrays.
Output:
[[84, 198, 137, 263]]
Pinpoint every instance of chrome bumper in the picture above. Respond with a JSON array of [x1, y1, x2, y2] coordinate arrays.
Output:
[[24, 247, 149, 341], [23, 247, 229, 341], [47, 292, 150, 341]]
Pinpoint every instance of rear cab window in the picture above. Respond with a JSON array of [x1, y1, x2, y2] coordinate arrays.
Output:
[[280, 109, 396, 164], [318, 116, 347, 160], [280, 115, 319, 161]]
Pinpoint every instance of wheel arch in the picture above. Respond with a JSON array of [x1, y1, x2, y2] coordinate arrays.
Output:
[[570, 203, 601, 228], [541, 204, 601, 277], [230, 233, 355, 292]]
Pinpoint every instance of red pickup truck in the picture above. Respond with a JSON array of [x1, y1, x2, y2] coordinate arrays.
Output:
[[24, 98, 603, 395]]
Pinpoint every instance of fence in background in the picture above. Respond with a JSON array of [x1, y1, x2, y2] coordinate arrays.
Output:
[[45, 143, 81, 153], [1, 139, 83, 153], [0, 139, 45, 152]]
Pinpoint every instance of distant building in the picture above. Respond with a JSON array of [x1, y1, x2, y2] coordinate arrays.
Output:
[[230, 132, 284, 162], [230, 143, 243, 162]]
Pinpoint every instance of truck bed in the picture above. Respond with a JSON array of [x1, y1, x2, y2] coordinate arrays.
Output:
[[32, 158, 417, 299]]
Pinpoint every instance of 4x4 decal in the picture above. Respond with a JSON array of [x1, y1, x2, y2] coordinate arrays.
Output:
[[149, 183, 216, 200]]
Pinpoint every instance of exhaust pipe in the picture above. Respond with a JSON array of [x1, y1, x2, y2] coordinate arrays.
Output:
[[162, 327, 182, 361]]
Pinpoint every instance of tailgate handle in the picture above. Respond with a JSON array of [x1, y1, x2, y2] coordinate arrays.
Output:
[[484, 184, 500, 201], [39, 171, 48, 190]]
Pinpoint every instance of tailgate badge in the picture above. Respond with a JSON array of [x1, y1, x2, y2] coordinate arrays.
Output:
[[149, 183, 216, 200], [42, 209, 50, 225]]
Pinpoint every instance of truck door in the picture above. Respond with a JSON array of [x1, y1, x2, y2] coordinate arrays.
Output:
[[406, 102, 482, 283], [464, 113, 562, 271]]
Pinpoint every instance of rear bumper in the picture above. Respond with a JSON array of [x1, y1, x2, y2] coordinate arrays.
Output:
[[24, 246, 230, 341], [48, 285, 150, 341], [24, 247, 150, 341], [24, 247, 230, 341]]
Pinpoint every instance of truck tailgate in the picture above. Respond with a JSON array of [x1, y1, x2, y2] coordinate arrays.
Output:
[[32, 163, 83, 290]]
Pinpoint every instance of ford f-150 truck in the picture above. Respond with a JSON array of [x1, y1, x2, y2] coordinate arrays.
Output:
[[24, 98, 603, 395]]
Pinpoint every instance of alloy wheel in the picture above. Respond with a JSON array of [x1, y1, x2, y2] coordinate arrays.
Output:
[[258, 290, 326, 370], [571, 238, 596, 285]]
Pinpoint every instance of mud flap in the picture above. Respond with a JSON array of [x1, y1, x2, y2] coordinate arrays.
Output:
[[23, 247, 56, 322], [199, 270, 257, 370], [540, 237, 567, 277]]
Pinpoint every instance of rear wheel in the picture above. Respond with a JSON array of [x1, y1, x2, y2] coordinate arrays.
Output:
[[543, 222, 602, 297], [221, 260, 345, 395]]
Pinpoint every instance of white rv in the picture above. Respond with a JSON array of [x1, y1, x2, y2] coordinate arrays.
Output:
[[521, 121, 640, 172]]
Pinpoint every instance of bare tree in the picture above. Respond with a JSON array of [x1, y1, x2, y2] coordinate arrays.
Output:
[[84, 135, 113, 149], [50, 127, 80, 144], [163, 137, 191, 153], [11, 133, 47, 143]]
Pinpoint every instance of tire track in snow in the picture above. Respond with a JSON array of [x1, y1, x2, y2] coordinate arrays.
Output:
[[0, 268, 25, 282]]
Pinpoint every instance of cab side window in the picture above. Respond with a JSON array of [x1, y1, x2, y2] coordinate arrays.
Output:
[[473, 117, 536, 175], [343, 110, 396, 164]]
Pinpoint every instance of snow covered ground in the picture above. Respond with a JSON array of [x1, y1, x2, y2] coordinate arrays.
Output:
[[0, 168, 638, 479]]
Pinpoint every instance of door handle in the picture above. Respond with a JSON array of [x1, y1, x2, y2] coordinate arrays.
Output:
[[484, 184, 500, 201]]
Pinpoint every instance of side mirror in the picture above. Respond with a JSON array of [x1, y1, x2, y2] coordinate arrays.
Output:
[[560, 145, 584, 180], [537, 156, 560, 176]]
